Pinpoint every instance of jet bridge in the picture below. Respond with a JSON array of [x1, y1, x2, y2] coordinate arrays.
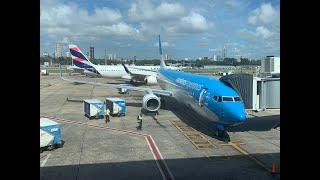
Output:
[[219, 74, 253, 109], [220, 74, 280, 110]]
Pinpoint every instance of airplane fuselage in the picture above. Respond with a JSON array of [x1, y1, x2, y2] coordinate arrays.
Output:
[[94, 65, 158, 79], [157, 67, 246, 127]]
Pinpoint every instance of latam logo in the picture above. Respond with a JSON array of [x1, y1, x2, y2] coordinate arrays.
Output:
[[70, 49, 88, 61]]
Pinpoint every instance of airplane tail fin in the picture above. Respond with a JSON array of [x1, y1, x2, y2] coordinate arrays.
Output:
[[159, 35, 166, 67], [69, 44, 94, 68]]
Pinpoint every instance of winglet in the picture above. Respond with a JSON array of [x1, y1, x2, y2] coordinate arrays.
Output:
[[159, 35, 166, 67]]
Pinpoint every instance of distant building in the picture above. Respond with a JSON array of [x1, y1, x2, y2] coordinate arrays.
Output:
[[55, 42, 62, 58], [212, 55, 217, 61], [217, 55, 223, 61], [42, 52, 49, 57], [66, 52, 70, 58], [223, 46, 227, 60], [261, 56, 280, 75], [165, 54, 169, 60], [89, 47, 95, 60], [203, 57, 209, 60]]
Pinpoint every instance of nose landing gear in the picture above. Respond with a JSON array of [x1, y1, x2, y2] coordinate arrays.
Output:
[[217, 130, 230, 142], [214, 124, 230, 142]]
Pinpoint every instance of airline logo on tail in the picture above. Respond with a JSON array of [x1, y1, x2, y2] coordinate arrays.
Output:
[[69, 44, 100, 75]]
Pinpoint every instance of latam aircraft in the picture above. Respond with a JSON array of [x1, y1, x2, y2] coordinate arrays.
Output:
[[69, 45, 180, 85], [60, 35, 246, 141]]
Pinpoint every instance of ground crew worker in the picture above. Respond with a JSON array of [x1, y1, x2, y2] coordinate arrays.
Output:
[[137, 112, 143, 130], [105, 108, 110, 123]]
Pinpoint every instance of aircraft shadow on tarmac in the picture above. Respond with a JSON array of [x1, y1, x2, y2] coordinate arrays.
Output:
[[40, 152, 280, 180], [158, 96, 280, 140]]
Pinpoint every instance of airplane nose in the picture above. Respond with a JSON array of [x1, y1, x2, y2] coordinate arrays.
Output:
[[235, 112, 246, 122]]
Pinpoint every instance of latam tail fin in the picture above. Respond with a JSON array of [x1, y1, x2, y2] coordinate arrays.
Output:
[[158, 35, 166, 67], [69, 44, 94, 69]]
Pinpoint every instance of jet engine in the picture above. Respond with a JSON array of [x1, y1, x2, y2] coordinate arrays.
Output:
[[144, 76, 158, 84], [142, 93, 161, 112]]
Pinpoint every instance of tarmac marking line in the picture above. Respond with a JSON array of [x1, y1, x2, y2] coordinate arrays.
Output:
[[40, 115, 175, 180], [170, 119, 215, 149], [41, 153, 51, 167], [220, 141, 272, 173]]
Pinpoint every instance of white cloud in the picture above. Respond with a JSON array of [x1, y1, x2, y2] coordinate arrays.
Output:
[[255, 26, 273, 39], [248, 3, 279, 25], [197, 37, 211, 45], [165, 12, 213, 35], [237, 28, 257, 40], [40, 0, 141, 40], [226, 0, 243, 9], [128, 0, 186, 21], [237, 26, 273, 40], [128, 0, 212, 36], [154, 41, 174, 47], [181, 12, 212, 32]]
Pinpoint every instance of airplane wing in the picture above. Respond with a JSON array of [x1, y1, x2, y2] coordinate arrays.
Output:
[[59, 65, 173, 97], [122, 64, 157, 77]]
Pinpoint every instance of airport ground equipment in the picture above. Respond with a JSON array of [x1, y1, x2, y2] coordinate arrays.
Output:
[[83, 99, 105, 119], [41, 69, 49, 75], [106, 97, 126, 117], [40, 118, 62, 151], [40, 129, 54, 152], [118, 87, 128, 94]]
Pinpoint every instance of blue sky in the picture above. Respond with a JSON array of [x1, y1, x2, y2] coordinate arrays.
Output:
[[40, 0, 280, 59]]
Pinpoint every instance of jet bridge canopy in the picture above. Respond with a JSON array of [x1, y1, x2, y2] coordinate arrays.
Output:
[[219, 74, 253, 109]]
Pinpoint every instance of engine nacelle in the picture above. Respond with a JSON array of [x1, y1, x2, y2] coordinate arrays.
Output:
[[144, 76, 158, 84], [142, 94, 161, 112]]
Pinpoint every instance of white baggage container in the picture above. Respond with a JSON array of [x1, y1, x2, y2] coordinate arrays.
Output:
[[40, 129, 54, 148]]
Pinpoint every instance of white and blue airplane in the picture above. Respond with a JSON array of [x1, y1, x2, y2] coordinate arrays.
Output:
[[60, 35, 246, 141]]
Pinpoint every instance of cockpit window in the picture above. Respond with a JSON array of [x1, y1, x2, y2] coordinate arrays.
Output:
[[213, 96, 222, 102], [222, 97, 233, 102], [234, 97, 241, 101]]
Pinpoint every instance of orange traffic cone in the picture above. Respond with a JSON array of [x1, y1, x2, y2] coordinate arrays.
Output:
[[271, 162, 276, 174]]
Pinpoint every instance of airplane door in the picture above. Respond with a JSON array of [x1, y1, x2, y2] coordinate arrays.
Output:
[[199, 88, 208, 107]]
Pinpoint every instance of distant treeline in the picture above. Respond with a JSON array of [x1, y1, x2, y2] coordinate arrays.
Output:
[[40, 57, 261, 67]]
